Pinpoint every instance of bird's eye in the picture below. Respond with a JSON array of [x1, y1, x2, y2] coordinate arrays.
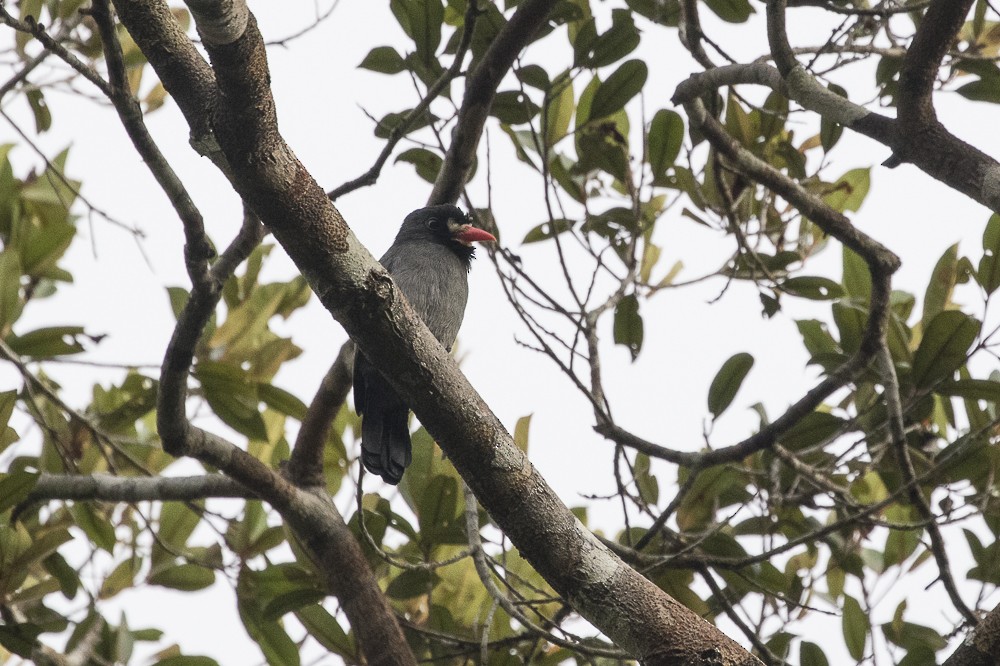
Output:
[[425, 217, 441, 231]]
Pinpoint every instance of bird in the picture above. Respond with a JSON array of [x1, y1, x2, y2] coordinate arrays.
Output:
[[353, 204, 496, 484]]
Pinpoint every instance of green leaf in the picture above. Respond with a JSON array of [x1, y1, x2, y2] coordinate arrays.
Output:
[[823, 168, 871, 213], [911, 310, 981, 388], [648, 109, 684, 179], [703, 0, 753, 22], [624, 0, 679, 25], [978, 214, 1000, 294], [544, 76, 574, 147], [0, 471, 39, 513], [7, 326, 85, 358], [957, 74, 1000, 103], [294, 605, 353, 657], [69, 503, 116, 552], [408, 0, 444, 67], [613, 294, 643, 361], [490, 90, 540, 125], [523, 218, 574, 243], [937, 378, 1000, 402], [195, 361, 268, 441], [374, 108, 437, 140], [166, 286, 189, 320], [393, 147, 441, 185], [922, 243, 958, 327], [386, 568, 440, 599], [155, 657, 220, 666], [20, 218, 75, 278], [587, 60, 647, 122], [781, 411, 845, 450], [796, 320, 840, 359], [0, 250, 24, 330], [782, 276, 845, 300], [149, 563, 215, 591], [43, 552, 79, 599], [800, 641, 830, 666], [707, 352, 754, 418], [634, 452, 658, 504], [358, 46, 406, 74], [100, 557, 141, 599], [575, 9, 640, 67], [842, 245, 871, 301], [499, 123, 539, 169], [843, 595, 870, 660], [258, 384, 307, 420], [418, 475, 463, 544], [262, 589, 326, 621], [157, 502, 202, 555], [820, 83, 847, 152], [0, 623, 42, 658], [26, 88, 51, 133], [514, 414, 532, 453]]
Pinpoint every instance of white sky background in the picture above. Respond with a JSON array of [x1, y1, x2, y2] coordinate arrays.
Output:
[[2, 0, 1000, 663]]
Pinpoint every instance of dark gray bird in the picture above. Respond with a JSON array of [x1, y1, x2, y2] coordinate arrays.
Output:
[[354, 205, 496, 484]]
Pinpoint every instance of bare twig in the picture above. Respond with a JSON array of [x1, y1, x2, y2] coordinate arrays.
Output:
[[91, 0, 213, 289], [429, 0, 557, 205], [877, 346, 979, 626], [327, 1, 478, 202]]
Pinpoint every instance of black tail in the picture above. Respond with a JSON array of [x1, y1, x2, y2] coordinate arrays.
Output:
[[354, 353, 412, 485]]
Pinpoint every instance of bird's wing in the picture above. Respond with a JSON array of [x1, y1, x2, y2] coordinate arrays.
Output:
[[352, 351, 367, 416], [382, 243, 469, 347]]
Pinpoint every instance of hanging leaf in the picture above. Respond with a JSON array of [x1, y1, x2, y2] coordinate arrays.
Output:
[[820, 84, 848, 152], [842, 595, 870, 660], [408, 0, 444, 67], [977, 213, 1000, 294], [544, 76, 574, 147], [823, 168, 871, 213], [514, 414, 532, 453], [703, 0, 753, 22], [922, 243, 958, 327], [648, 109, 684, 180], [799, 641, 830, 666], [707, 352, 754, 418], [842, 245, 871, 301], [358, 46, 406, 74], [395, 148, 443, 183], [911, 311, 981, 389], [490, 90, 540, 125], [587, 60, 647, 122], [613, 294, 643, 361]]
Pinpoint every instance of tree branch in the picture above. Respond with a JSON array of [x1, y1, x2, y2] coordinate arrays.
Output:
[[943, 602, 1000, 665], [25, 473, 251, 505], [877, 346, 979, 626], [91, 0, 213, 289], [605, 88, 900, 470], [110, 0, 218, 146], [897, 0, 976, 130], [286, 340, 355, 486], [327, 1, 478, 202], [428, 0, 557, 205]]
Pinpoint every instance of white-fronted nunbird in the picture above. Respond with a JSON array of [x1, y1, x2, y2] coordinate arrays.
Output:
[[353, 204, 496, 484]]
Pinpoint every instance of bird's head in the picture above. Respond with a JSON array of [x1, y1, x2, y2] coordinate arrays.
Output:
[[398, 205, 496, 267]]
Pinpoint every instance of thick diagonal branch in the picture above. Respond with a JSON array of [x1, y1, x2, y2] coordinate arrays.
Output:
[[286, 341, 355, 486], [158, 2, 760, 663]]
